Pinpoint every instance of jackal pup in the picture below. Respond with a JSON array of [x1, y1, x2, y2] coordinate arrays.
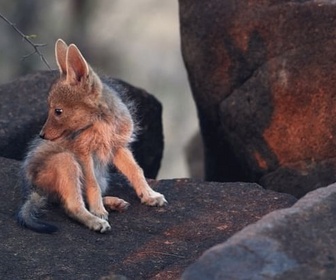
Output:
[[17, 39, 167, 233]]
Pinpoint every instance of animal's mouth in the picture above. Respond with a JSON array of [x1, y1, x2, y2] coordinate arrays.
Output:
[[42, 124, 93, 141]]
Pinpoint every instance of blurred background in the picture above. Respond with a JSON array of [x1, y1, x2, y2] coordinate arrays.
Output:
[[0, 0, 201, 179]]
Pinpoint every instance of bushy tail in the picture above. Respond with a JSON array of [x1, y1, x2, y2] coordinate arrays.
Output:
[[17, 191, 58, 234]]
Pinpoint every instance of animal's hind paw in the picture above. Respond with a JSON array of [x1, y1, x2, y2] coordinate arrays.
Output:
[[103, 196, 130, 212]]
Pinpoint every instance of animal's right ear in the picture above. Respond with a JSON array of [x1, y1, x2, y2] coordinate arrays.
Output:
[[65, 44, 89, 86], [55, 39, 68, 76]]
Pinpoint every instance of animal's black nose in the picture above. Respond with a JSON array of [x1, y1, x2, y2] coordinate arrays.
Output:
[[39, 133, 45, 139]]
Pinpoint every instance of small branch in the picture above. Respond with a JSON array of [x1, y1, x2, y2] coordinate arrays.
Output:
[[0, 12, 51, 70]]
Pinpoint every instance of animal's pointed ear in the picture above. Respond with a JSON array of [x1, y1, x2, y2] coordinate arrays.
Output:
[[66, 44, 89, 85], [55, 39, 68, 76]]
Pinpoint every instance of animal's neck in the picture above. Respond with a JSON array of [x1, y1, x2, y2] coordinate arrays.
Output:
[[66, 124, 94, 141]]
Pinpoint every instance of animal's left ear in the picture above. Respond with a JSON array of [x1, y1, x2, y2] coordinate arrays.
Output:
[[66, 44, 89, 85]]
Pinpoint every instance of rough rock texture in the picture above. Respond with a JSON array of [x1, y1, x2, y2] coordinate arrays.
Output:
[[179, 0, 336, 197], [182, 182, 336, 280], [0, 71, 163, 179], [0, 157, 296, 280]]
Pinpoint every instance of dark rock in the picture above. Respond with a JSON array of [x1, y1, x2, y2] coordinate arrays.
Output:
[[0, 71, 163, 178], [0, 157, 296, 279], [185, 131, 204, 180], [182, 182, 336, 280], [179, 0, 336, 196]]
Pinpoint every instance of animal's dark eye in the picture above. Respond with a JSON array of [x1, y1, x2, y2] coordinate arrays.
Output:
[[55, 108, 63, 116]]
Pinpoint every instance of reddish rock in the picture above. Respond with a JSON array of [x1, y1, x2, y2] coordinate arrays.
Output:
[[179, 0, 336, 196]]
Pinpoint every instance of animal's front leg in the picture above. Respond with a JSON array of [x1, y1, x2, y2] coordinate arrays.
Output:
[[113, 147, 167, 206], [80, 155, 109, 220]]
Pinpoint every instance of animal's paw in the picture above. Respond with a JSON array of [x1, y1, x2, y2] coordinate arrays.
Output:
[[103, 196, 130, 212], [90, 218, 111, 233], [90, 205, 109, 221], [112, 198, 130, 212], [140, 189, 167, 206]]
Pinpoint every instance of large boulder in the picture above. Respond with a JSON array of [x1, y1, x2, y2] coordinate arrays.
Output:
[[0, 157, 296, 279], [179, 0, 336, 197], [0, 71, 163, 178], [182, 182, 336, 280]]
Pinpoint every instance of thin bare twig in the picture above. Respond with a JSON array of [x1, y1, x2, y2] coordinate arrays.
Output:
[[0, 12, 51, 70]]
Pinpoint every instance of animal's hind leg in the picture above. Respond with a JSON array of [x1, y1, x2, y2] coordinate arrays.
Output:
[[40, 152, 111, 233], [103, 196, 130, 212]]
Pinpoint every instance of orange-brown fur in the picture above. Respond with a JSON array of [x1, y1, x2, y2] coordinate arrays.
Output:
[[17, 39, 167, 233]]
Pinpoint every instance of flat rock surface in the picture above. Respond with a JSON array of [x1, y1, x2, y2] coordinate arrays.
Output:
[[0, 157, 296, 279], [183, 183, 336, 279]]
